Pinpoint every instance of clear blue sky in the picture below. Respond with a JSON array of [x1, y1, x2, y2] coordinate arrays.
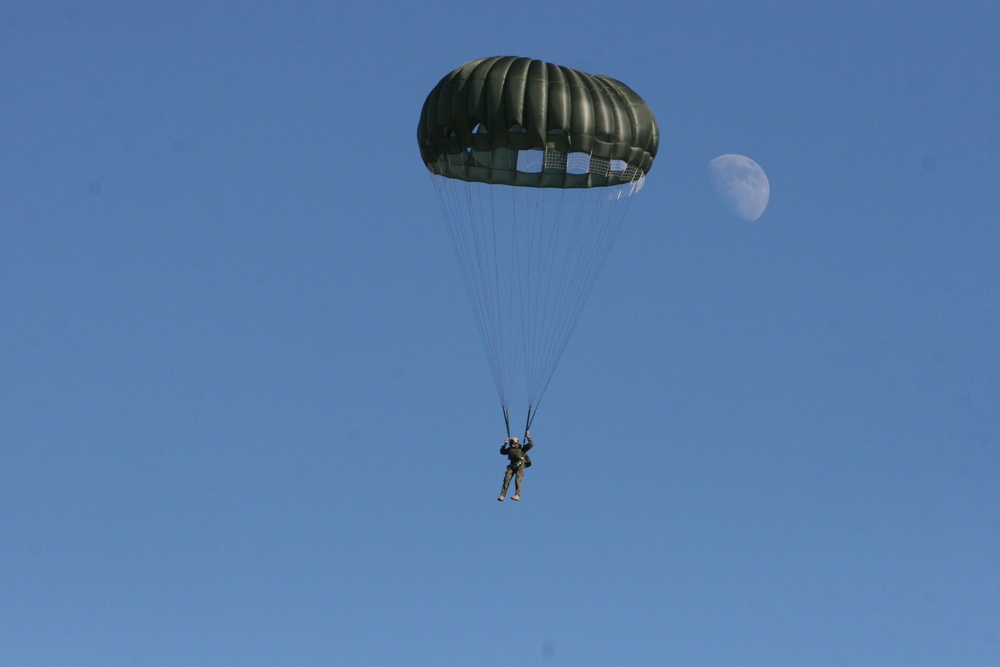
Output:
[[2, 2, 998, 665]]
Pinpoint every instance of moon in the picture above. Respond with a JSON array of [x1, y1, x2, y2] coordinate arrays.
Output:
[[708, 154, 770, 222]]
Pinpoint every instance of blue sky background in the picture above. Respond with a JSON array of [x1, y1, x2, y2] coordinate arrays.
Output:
[[2, 2, 998, 665]]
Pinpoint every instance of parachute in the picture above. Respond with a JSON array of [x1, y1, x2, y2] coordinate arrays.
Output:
[[417, 56, 658, 437]]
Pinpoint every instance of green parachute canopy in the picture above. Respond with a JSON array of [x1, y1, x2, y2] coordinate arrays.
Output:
[[418, 56, 658, 188], [418, 57, 659, 436]]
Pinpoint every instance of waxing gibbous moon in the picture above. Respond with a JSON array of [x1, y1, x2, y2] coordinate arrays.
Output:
[[708, 154, 770, 222]]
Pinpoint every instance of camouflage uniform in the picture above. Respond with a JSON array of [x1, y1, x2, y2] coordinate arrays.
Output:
[[498, 436, 533, 501]]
